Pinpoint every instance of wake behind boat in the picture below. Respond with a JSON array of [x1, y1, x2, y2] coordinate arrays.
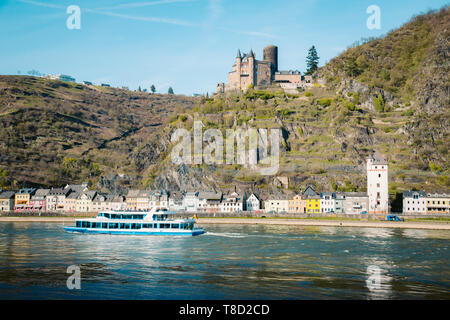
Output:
[[63, 209, 204, 236]]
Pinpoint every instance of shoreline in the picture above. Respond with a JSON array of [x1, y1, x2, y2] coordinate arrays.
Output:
[[197, 218, 450, 230], [0, 216, 449, 230]]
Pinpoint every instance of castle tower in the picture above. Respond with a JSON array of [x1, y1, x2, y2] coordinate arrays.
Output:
[[367, 151, 389, 214], [248, 49, 255, 88], [263, 45, 278, 80], [236, 49, 242, 74]]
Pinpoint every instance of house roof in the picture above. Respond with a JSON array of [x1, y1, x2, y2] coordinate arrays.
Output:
[[303, 186, 318, 197], [17, 188, 37, 194], [198, 191, 222, 200], [137, 190, 151, 198], [126, 190, 140, 198], [247, 193, 260, 201], [111, 195, 126, 202], [403, 191, 426, 198], [64, 184, 88, 193], [343, 192, 368, 198], [169, 192, 184, 201], [66, 191, 79, 199], [0, 191, 15, 199], [35, 189, 50, 197], [49, 188, 70, 196], [79, 191, 97, 200], [426, 192, 450, 198]]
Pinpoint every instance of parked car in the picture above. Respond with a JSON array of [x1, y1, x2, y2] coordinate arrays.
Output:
[[361, 211, 368, 214], [386, 215, 404, 222]]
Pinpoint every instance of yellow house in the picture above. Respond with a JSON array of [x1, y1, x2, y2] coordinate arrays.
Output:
[[306, 196, 321, 214], [126, 190, 140, 210], [426, 193, 450, 214], [14, 188, 36, 212]]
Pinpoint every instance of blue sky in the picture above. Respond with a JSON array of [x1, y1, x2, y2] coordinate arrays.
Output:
[[0, 0, 448, 95]]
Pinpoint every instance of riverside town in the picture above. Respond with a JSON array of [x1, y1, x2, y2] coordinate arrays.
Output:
[[1, 153, 448, 216]]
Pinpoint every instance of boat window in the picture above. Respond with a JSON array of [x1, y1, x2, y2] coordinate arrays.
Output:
[[111, 214, 118, 219], [102, 223, 107, 229], [76, 221, 81, 227], [105, 213, 110, 219], [172, 224, 179, 229], [154, 223, 158, 228]]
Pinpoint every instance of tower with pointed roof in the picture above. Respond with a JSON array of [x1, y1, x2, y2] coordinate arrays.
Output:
[[367, 151, 389, 214]]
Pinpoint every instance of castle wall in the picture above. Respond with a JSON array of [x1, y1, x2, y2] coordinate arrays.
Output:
[[274, 73, 302, 83]]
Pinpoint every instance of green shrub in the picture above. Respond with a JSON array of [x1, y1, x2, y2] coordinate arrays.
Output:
[[317, 98, 332, 107], [429, 161, 442, 173], [373, 94, 386, 113]]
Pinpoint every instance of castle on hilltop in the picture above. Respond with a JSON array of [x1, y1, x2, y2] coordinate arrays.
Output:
[[217, 45, 316, 93]]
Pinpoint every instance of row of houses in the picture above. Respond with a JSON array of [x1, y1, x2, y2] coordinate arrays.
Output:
[[402, 191, 450, 214], [0, 184, 448, 214], [0, 184, 126, 213]]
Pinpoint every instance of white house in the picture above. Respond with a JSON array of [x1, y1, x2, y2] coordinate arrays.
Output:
[[265, 195, 290, 213], [183, 192, 199, 212], [320, 192, 336, 213], [0, 191, 15, 212], [76, 191, 97, 212], [149, 190, 169, 211], [46, 188, 70, 212], [334, 193, 345, 214], [246, 193, 261, 212], [110, 195, 126, 211], [197, 191, 222, 213], [168, 192, 185, 211], [403, 191, 427, 214], [367, 152, 389, 214], [220, 190, 245, 213], [92, 194, 113, 212], [344, 192, 369, 215]]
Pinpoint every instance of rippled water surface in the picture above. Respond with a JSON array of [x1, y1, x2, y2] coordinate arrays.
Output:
[[0, 222, 449, 299]]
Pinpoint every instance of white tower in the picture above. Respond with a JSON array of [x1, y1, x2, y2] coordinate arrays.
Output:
[[367, 151, 389, 214]]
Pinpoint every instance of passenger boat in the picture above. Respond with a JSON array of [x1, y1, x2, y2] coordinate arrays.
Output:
[[63, 209, 204, 236]]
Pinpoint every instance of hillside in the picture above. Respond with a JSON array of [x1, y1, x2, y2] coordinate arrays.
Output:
[[143, 7, 449, 199], [0, 76, 197, 191], [0, 8, 448, 204]]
